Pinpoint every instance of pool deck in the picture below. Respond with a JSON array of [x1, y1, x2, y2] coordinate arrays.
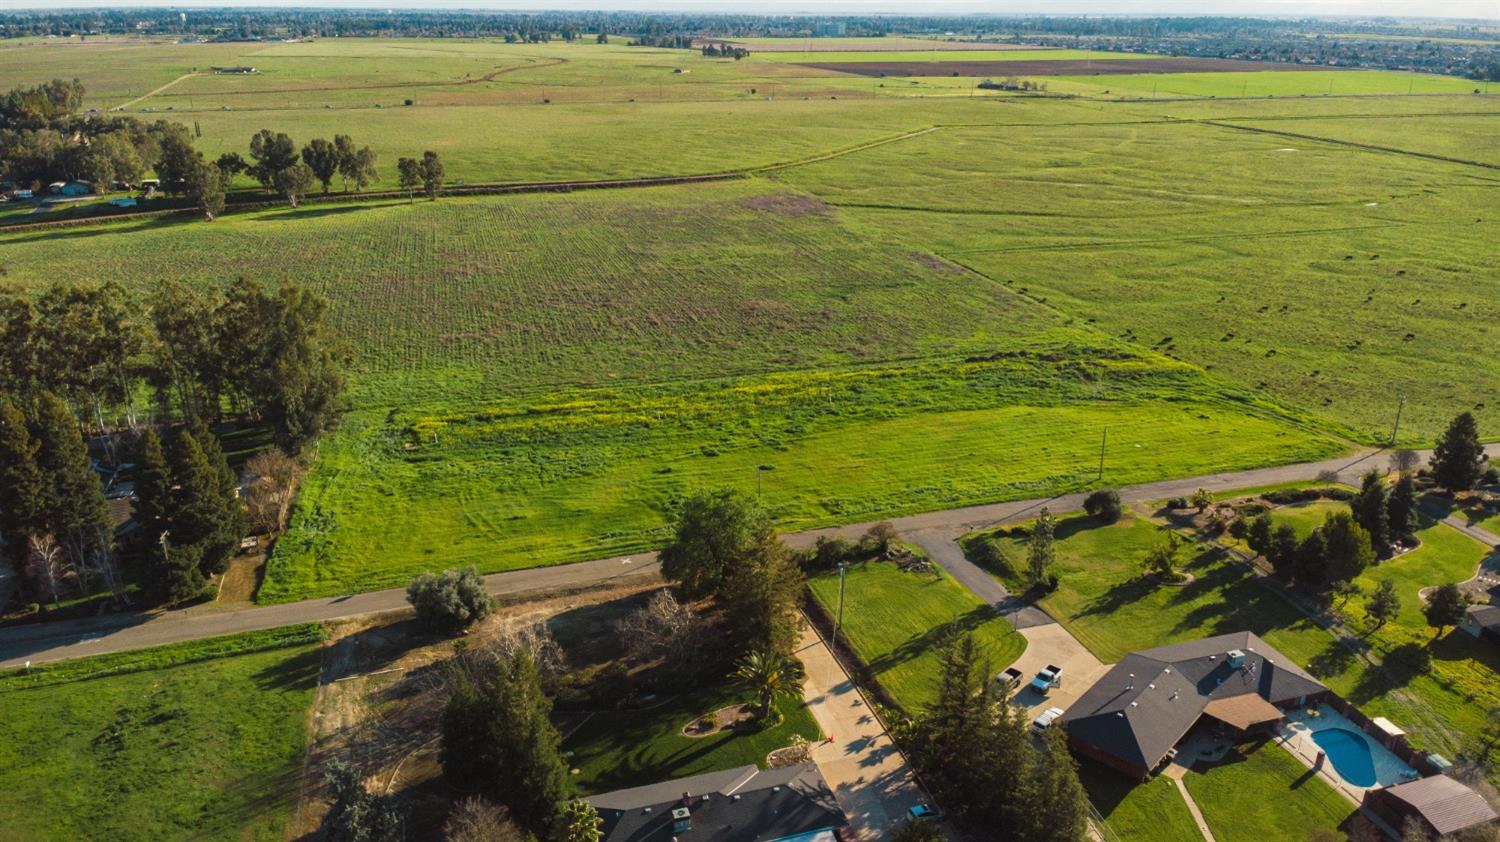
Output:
[[1276, 705, 1418, 803]]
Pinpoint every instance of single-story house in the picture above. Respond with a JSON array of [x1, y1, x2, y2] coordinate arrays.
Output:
[[1061, 631, 1330, 780], [1364, 774, 1498, 837], [1460, 604, 1500, 644], [587, 763, 848, 842]]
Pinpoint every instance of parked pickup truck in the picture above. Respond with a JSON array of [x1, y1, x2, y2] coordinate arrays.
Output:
[[1032, 706, 1066, 734], [996, 667, 1024, 690], [1030, 664, 1063, 694]]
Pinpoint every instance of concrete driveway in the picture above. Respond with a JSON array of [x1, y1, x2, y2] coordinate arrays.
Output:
[[1006, 622, 1110, 719]]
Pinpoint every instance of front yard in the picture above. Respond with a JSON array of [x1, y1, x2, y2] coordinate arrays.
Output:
[[807, 559, 1026, 713]]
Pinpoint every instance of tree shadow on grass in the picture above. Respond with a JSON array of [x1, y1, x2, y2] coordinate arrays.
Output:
[[1167, 572, 1302, 640], [1345, 642, 1430, 706], [251, 646, 323, 692], [1306, 637, 1360, 681]]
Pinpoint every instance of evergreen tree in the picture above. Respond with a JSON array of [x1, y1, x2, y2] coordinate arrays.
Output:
[[1432, 411, 1485, 493], [129, 427, 172, 549], [493, 652, 574, 837], [1295, 529, 1329, 586], [0, 396, 49, 563], [1028, 507, 1056, 587], [1269, 523, 1300, 579], [659, 488, 768, 598], [168, 428, 242, 574], [1424, 583, 1469, 639], [145, 535, 206, 604], [258, 283, 346, 453], [34, 393, 114, 594], [1029, 726, 1091, 842], [1366, 578, 1401, 630], [440, 671, 499, 784], [559, 800, 603, 842], [720, 531, 804, 655], [1247, 513, 1274, 558], [1321, 510, 1374, 585], [1387, 473, 1419, 539], [1352, 470, 1390, 553]]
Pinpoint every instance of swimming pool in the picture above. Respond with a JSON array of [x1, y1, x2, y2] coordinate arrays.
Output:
[[1283, 704, 1418, 792], [1311, 727, 1378, 787]]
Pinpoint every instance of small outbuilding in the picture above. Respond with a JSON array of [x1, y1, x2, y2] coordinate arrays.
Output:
[[1364, 775, 1498, 838], [1460, 604, 1500, 644], [49, 180, 92, 197], [588, 763, 847, 842]]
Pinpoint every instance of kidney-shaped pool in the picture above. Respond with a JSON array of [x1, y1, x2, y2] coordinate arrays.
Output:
[[1311, 727, 1378, 788]]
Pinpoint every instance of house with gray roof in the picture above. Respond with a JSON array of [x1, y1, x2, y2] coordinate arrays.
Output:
[[587, 762, 848, 842], [1460, 604, 1500, 644], [1060, 631, 1329, 780]]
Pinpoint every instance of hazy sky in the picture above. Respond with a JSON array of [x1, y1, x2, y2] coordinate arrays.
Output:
[[10, 0, 1498, 19]]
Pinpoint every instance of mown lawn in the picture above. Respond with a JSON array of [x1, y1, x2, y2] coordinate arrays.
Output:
[[0, 626, 322, 842], [807, 560, 1026, 713], [1184, 739, 1356, 842], [964, 511, 1493, 765], [563, 687, 819, 794], [1352, 519, 1490, 627], [1077, 759, 1202, 842]]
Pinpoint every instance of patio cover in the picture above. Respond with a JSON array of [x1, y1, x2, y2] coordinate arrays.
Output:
[[1203, 694, 1284, 731]]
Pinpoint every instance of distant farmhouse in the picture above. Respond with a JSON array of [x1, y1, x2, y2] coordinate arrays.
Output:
[[1460, 604, 1500, 644], [587, 762, 848, 842], [210, 66, 257, 74], [1061, 631, 1328, 780]]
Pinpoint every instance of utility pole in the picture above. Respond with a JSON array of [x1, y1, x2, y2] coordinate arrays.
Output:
[[1390, 393, 1406, 447], [1098, 428, 1107, 481], [835, 561, 847, 651]]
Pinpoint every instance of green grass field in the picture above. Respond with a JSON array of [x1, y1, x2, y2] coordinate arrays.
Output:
[[1183, 739, 1355, 842], [0, 626, 321, 841], [1078, 760, 1203, 842], [564, 686, 819, 794], [806, 560, 1026, 713]]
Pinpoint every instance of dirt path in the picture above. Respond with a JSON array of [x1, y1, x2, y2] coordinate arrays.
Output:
[[115, 71, 198, 111], [6, 444, 1497, 669]]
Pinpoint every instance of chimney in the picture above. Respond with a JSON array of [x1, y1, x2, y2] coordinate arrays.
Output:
[[1227, 649, 1246, 669]]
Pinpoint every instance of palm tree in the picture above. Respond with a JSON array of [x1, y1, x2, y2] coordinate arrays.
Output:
[[735, 649, 805, 718]]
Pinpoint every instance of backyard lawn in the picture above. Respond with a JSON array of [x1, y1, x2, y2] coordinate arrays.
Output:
[[1184, 739, 1356, 842], [1077, 759, 1202, 842], [563, 686, 819, 794], [0, 626, 322, 842], [807, 560, 1026, 713]]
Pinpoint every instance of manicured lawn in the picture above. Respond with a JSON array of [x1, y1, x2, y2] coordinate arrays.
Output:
[[1184, 739, 1355, 842], [1271, 499, 1346, 539], [563, 687, 819, 794], [1077, 759, 1201, 842], [807, 560, 1026, 713], [964, 512, 1491, 765], [1351, 520, 1489, 628], [0, 626, 322, 842]]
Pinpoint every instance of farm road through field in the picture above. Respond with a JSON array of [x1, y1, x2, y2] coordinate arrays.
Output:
[[4, 443, 1496, 670]]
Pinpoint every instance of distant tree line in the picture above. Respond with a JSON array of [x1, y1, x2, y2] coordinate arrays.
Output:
[[699, 41, 749, 59], [0, 79, 384, 221]]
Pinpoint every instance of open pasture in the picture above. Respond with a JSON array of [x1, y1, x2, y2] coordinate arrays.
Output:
[[773, 117, 1500, 443], [1047, 68, 1488, 98], [0, 626, 321, 841], [1223, 112, 1500, 166], [262, 352, 1341, 602], [757, 48, 1160, 64]]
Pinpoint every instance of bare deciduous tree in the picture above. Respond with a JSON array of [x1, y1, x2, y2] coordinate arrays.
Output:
[[1390, 448, 1421, 477], [616, 589, 705, 665], [25, 534, 70, 608], [245, 448, 304, 534], [443, 796, 525, 842]]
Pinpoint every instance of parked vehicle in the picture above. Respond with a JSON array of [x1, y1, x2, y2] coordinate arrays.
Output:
[[908, 803, 943, 821], [1032, 706, 1065, 734], [997, 666, 1024, 690], [1030, 663, 1063, 694]]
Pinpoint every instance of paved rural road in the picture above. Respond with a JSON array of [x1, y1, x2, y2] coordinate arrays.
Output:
[[4, 444, 1496, 669]]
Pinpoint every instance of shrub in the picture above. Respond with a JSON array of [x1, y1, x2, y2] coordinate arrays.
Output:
[[807, 535, 857, 571], [1484, 466, 1500, 485], [1166, 497, 1189, 510], [406, 566, 495, 633], [1083, 488, 1123, 522], [1228, 517, 1249, 539], [861, 521, 900, 557]]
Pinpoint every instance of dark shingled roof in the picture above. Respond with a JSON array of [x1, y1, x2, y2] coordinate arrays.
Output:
[[1061, 631, 1327, 773], [1381, 774, 1499, 836], [588, 763, 846, 842], [1466, 603, 1500, 631]]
